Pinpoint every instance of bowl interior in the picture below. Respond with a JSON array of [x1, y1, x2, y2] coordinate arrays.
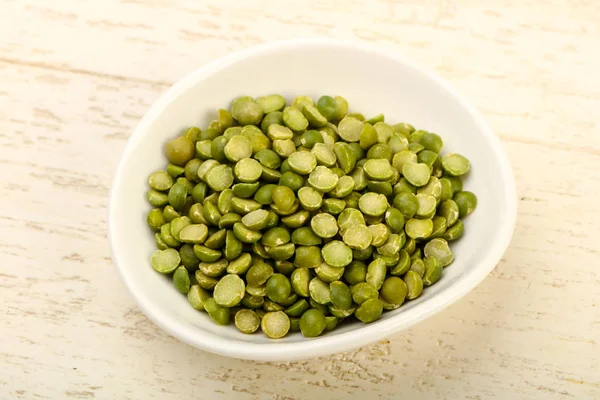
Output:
[[110, 40, 515, 360]]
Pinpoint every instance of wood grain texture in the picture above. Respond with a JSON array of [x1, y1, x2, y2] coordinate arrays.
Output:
[[1, 0, 599, 399]]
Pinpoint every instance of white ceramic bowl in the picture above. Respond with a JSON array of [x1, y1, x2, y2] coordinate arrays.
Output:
[[109, 39, 517, 361]]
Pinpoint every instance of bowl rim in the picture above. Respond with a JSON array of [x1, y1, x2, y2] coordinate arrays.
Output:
[[108, 38, 518, 361]]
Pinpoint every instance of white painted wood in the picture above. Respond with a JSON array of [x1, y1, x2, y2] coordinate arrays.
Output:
[[1, 0, 599, 398]]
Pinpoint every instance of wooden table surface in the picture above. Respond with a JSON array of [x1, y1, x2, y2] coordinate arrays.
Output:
[[2, 1, 599, 399]]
